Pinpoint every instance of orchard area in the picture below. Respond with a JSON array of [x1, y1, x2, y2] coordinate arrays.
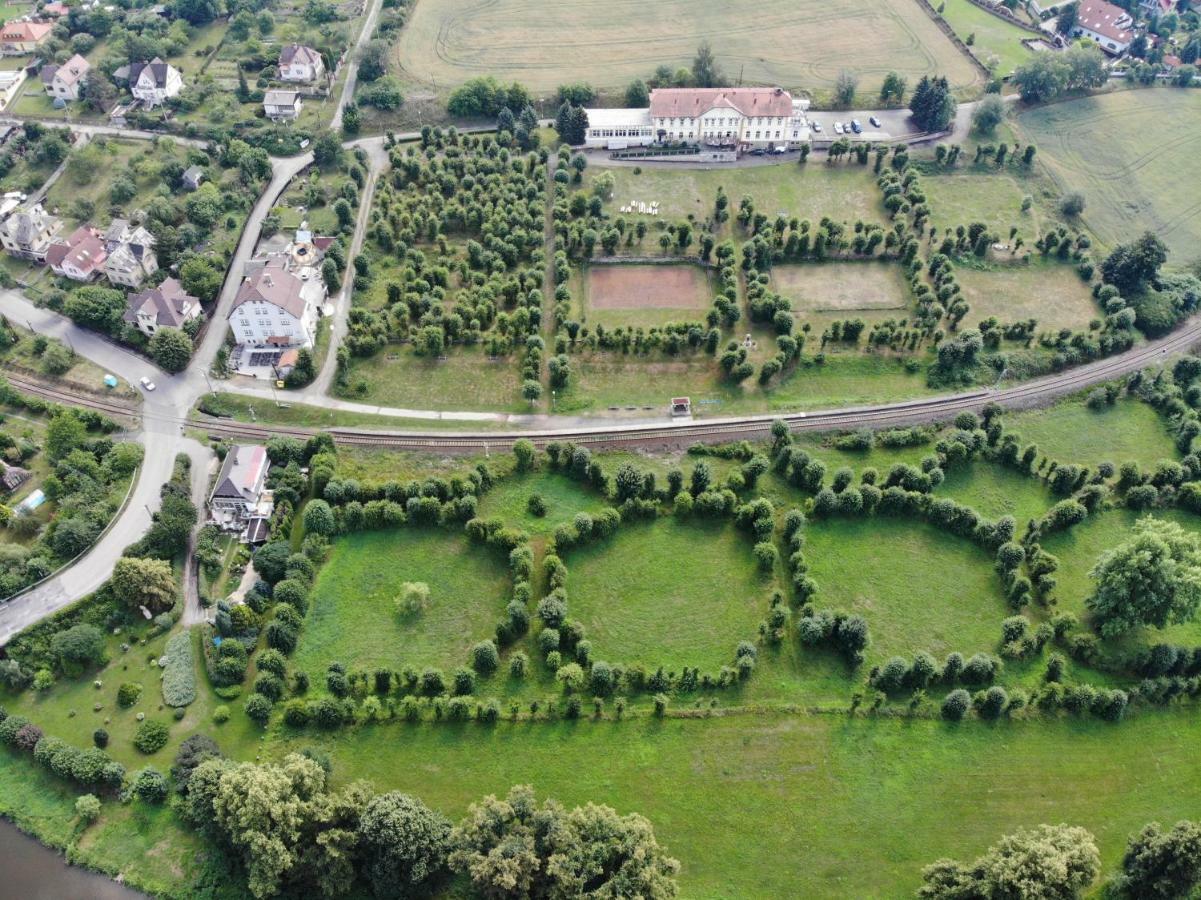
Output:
[[9, 364, 1201, 897]]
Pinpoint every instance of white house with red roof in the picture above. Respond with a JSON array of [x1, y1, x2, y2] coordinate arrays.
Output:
[[46, 225, 107, 282], [0, 20, 53, 55], [583, 87, 807, 150], [278, 43, 325, 83], [229, 263, 321, 350], [1073, 0, 1135, 53]]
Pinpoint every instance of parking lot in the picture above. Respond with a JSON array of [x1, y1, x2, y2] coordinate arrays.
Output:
[[805, 108, 917, 143]]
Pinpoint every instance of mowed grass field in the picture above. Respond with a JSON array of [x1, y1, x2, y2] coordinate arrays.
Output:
[[294, 530, 513, 679], [1006, 395, 1176, 470], [396, 0, 983, 98], [592, 160, 888, 227], [339, 346, 524, 412], [938, 0, 1035, 76], [923, 171, 1044, 241], [957, 261, 1099, 331], [566, 520, 770, 670], [581, 263, 713, 329], [1016, 89, 1201, 267], [772, 261, 912, 329]]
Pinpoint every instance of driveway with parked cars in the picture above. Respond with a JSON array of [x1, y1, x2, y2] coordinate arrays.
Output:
[[805, 108, 917, 142]]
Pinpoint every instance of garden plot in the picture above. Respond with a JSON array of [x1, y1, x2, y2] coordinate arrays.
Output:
[[772, 261, 911, 329], [956, 262, 1098, 331], [582, 263, 712, 329]]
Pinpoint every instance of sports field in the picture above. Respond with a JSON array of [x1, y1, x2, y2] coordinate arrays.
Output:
[[773, 261, 912, 328], [397, 0, 983, 98], [1016, 89, 1201, 267], [956, 261, 1099, 331], [582, 263, 713, 328]]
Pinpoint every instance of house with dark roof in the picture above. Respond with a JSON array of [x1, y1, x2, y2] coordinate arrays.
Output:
[[181, 165, 205, 190], [103, 218, 158, 287], [121, 57, 183, 107], [123, 277, 201, 336], [41, 53, 90, 102], [278, 43, 324, 83], [0, 203, 61, 261], [46, 224, 107, 281], [229, 263, 322, 349], [208, 444, 272, 531]]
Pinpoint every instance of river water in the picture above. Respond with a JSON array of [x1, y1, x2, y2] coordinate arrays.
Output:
[[0, 817, 148, 899]]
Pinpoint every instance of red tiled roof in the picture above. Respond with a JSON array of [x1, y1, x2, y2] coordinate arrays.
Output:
[[0, 20, 53, 42], [48, 225, 106, 274], [649, 87, 793, 119]]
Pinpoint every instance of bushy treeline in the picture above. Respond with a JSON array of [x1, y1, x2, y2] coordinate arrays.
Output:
[[0, 706, 125, 790]]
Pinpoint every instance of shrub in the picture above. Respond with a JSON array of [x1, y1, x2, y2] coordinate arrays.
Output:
[[396, 582, 431, 617], [92, 728, 108, 749], [471, 640, 499, 676], [133, 720, 169, 754], [161, 632, 196, 708], [942, 688, 971, 721], [244, 693, 273, 725], [527, 494, 547, 517], [117, 682, 144, 708], [212, 705, 230, 724], [753, 542, 778, 572], [75, 793, 101, 822], [130, 766, 169, 804], [509, 651, 528, 679]]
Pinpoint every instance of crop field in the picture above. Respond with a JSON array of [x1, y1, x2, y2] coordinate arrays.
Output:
[[922, 171, 1044, 241], [592, 162, 889, 228], [396, 0, 983, 98], [772, 261, 912, 328], [1016, 89, 1201, 267], [956, 261, 1099, 331], [937, 0, 1035, 76], [580, 263, 713, 329]]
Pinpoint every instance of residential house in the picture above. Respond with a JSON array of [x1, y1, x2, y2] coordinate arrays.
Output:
[[229, 263, 322, 349], [1072, 0, 1135, 53], [0, 203, 61, 261], [0, 20, 53, 55], [41, 53, 90, 102], [583, 86, 809, 150], [121, 57, 183, 107], [263, 89, 301, 120], [208, 444, 272, 533], [41, 2, 70, 17], [0, 69, 25, 111], [122, 276, 201, 336], [181, 165, 204, 190], [0, 465, 29, 492], [46, 224, 107, 281], [1139, 0, 1174, 16], [102, 218, 158, 287], [277, 43, 324, 83]]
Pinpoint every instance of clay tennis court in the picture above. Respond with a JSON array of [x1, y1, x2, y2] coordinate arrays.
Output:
[[587, 264, 711, 311]]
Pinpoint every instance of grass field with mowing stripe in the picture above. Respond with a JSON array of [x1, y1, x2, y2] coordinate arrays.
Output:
[[396, 0, 983, 99], [1016, 89, 1201, 267]]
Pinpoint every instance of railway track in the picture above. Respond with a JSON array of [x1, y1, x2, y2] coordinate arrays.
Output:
[[7, 316, 1201, 453]]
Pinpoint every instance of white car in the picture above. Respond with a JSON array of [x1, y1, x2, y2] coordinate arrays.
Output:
[[869, 116, 882, 128], [139, 376, 156, 392], [811, 121, 822, 133], [834, 122, 844, 135]]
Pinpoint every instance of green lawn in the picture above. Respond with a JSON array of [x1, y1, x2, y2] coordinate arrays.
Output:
[[1006, 396, 1176, 471], [923, 171, 1044, 241], [935, 459, 1056, 524], [956, 260, 1100, 331], [803, 517, 1009, 662], [476, 471, 612, 538], [938, 0, 1035, 76], [589, 162, 888, 230], [772, 260, 912, 331], [339, 347, 524, 412], [294, 529, 514, 680], [565, 519, 772, 671]]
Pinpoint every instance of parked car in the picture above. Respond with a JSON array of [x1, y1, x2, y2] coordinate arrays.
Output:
[[811, 121, 822, 133], [139, 376, 156, 392], [771, 146, 787, 154], [869, 116, 881, 128], [749, 147, 767, 156], [834, 122, 844, 134], [851, 120, 863, 134]]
